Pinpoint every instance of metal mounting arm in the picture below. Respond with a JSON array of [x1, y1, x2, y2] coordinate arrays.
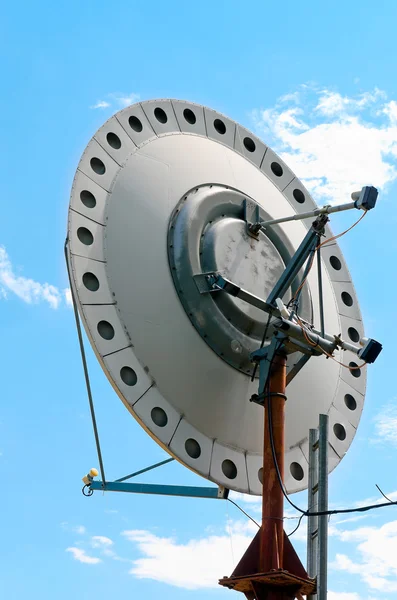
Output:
[[248, 186, 378, 233], [89, 480, 228, 499]]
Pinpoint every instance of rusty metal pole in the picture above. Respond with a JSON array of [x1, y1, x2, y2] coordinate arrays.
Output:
[[260, 352, 287, 572], [219, 346, 315, 599]]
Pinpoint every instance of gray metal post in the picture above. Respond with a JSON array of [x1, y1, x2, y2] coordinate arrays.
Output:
[[307, 428, 319, 600], [317, 414, 329, 600]]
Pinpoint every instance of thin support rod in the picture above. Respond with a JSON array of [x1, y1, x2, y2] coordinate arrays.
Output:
[[64, 240, 106, 484], [317, 414, 329, 600], [115, 458, 175, 483], [289, 244, 317, 321], [257, 201, 357, 229], [261, 353, 287, 571], [317, 246, 325, 337], [307, 428, 319, 600]]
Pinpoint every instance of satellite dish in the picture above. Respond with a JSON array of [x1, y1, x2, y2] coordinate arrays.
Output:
[[67, 99, 367, 496]]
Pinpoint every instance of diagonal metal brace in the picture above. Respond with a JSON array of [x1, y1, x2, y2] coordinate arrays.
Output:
[[266, 217, 327, 306]]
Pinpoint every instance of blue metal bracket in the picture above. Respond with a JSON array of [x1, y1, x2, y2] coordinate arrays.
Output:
[[90, 480, 228, 500], [250, 332, 288, 405]]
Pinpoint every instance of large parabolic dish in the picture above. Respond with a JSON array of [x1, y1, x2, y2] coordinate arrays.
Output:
[[67, 99, 366, 495]]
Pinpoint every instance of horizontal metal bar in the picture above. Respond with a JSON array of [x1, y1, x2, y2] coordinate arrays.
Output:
[[115, 458, 174, 483], [258, 201, 357, 229], [90, 480, 224, 499]]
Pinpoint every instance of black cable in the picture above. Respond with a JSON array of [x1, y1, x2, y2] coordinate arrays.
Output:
[[228, 499, 261, 528], [251, 311, 272, 381], [64, 239, 107, 484], [287, 513, 304, 537], [265, 345, 397, 518], [376, 484, 394, 503]]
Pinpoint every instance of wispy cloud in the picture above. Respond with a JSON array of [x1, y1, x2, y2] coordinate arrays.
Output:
[[315, 88, 385, 117], [90, 100, 111, 110], [89, 92, 140, 110], [252, 85, 397, 204], [66, 547, 101, 564], [61, 522, 86, 535], [373, 401, 397, 446], [91, 535, 116, 557], [330, 518, 397, 593], [122, 521, 256, 589], [64, 288, 73, 307], [0, 245, 69, 309]]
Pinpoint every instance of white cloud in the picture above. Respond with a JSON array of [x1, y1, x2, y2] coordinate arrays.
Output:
[[122, 521, 256, 589], [66, 547, 101, 564], [91, 535, 113, 548], [315, 89, 385, 117], [89, 92, 140, 111], [374, 401, 397, 446], [252, 86, 397, 204], [110, 92, 140, 108], [0, 246, 68, 309], [383, 100, 397, 123], [90, 100, 111, 110], [91, 535, 116, 558], [331, 520, 397, 592], [64, 288, 73, 307]]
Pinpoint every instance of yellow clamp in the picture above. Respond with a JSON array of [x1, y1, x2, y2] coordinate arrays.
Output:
[[82, 468, 99, 485]]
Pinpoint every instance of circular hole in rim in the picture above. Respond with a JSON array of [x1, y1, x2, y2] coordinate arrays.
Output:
[[214, 118, 226, 135], [344, 394, 357, 411], [183, 108, 196, 124], [129, 115, 143, 132], [77, 227, 93, 246], [80, 190, 96, 209], [258, 467, 263, 484], [333, 423, 346, 441], [349, 362, 361, 378], [151, 406, 168, 427], [293, 188, 305, 204], [243, 137, 256, 152], [106, 132, 121, 149], [82, 272, 99, 292], [120, 366, 137, 386], [222, 459, 237, 479], [330, 255, 342, 271], [97, 320, 114, 340], [90, 157, 106, 175], [154, 107, 168, 123], [290, 462, 304, 481], [348, 327, 360, 343], [341, 291, 353, 307], [185, 438, 201, 459], [271, 161, 283, 177]]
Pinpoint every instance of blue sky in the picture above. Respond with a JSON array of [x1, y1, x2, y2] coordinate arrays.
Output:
[[1, 2, 397, 599]]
